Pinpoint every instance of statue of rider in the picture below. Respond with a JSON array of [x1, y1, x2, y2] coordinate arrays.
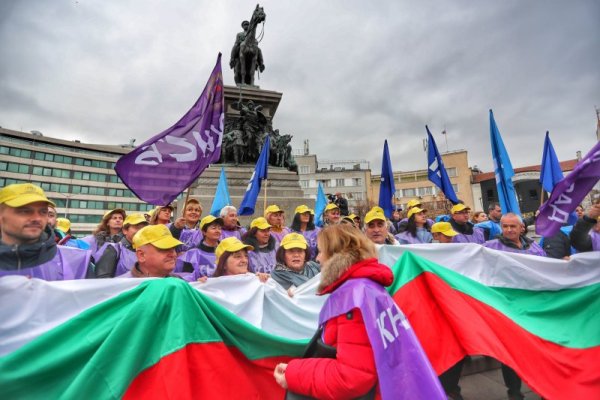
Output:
[[230, 20, 265, 86]]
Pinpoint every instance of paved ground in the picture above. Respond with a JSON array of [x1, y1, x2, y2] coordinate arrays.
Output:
[[456, 357, 541, 400]]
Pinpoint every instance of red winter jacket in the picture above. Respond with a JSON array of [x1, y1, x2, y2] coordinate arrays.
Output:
[[285, 258, 394, 400]]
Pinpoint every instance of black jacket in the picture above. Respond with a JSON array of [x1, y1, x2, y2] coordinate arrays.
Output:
[[0, 226, 58, 270], [570, 216, 597, 253]]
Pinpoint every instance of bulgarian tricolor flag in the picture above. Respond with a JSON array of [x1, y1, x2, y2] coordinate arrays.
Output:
[[1, 244, 599, 399]]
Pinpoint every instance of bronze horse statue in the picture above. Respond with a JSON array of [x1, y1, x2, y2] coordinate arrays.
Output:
[[237, 5, 266, 86]]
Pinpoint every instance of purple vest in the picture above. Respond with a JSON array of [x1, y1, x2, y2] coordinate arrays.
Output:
[[484, 239, 547, 257], [591, 231, 600, 251], [114, 243, 138, 276], [452, 226, 485, 244], [178, 229, 203, 252], [299, 228, 320, 260], [320, 278, 445, 400], [249, 249, 277, 274], [394, 230, 432, 245], [220, 227, 246, 241], [0, 246, 90, 281], [175, 248, 217, 280], [270, 227, 292, 246]]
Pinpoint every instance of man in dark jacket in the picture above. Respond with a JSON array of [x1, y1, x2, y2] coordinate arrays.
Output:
[[0, 183, 92, 280], [570, 199, 600, 252]]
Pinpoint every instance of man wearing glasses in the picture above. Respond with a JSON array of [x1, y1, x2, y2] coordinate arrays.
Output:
[[449, 204, 485, 244]]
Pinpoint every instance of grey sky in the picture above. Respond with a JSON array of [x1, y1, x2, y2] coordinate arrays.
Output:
[[1, 0, 598, 174]]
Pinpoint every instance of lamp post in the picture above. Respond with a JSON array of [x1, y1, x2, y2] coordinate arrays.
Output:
[[56, 193, 76, 218]]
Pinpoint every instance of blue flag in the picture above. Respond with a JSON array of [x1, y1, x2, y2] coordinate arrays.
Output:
[[489, 110, 521, 215], [210, 167, 231, 216], [314, 182, 328, 227], [378, 140, 396, 217], [238, 136, 270, 216], [426, 126, 459, 204], [539, 131, 564, 193]]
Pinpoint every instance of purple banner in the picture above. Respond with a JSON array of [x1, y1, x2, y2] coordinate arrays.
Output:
[[319, 278, 445, 400], [115, 54, 224, 206], [536, 140, 600, 236]]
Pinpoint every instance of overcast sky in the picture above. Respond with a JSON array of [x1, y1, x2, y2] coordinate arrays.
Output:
[[1, 0, 598, 173]]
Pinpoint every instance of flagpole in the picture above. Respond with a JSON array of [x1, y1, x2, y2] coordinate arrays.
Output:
[[182, 187, 191, 216], [263, 178, 268, 212]]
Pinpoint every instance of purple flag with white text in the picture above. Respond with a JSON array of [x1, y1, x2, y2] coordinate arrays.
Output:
[[115, 54, 224, 206], [536, 140, 600, 236]]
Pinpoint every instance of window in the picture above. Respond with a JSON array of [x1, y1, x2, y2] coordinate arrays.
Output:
[[452, 183, 459, 193], [353, 178, 362, 187], [353, 192, 363, 200], [299, 180, 308, 188], [446, 167, 457, 177], [44, 153, 54, 162], [403, 188, 416, 197], [0, 146, 9, 154], [418, 186, 434, 196], [34, 152, 45, 160], [299, 165, 310, 174], [336, 179, 345, 187]]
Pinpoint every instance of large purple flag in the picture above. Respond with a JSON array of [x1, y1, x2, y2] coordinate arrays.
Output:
[[115, 54, 224, 206], [536, 140, 600, 236], [319, 278, 446, 400]]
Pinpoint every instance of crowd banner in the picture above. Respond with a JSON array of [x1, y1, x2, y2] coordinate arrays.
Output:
[[489, 109, 521, 215], [426, 125, 459, 204], [238, 136, 270, 216], [378, 139, 397, 217], [210, 167, 232, 216], [536, 140, 600, 236], [2, 244, 599, 399], [114, 54, 224, 206]]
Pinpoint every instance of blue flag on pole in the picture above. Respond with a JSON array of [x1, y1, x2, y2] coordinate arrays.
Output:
[[426, 126, 459, 204], [210, 167, 231, 216], [489, 110, 521, 215], [378, 140, 396, 218], [314, 182, 328, 227], [539, 131, 564, 193], [238, 136, 270, 216]]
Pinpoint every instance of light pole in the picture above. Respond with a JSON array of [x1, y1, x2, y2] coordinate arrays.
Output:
[[56, 193, 76, 218]]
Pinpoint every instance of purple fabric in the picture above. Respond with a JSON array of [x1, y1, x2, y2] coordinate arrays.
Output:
[[484, 239, 547, 256], [299, 228, 320, 260], [0, 246, 90, 281], [536, 141, 600, 236], [452, 226, 485, 244], [248, 249, 277, 274], [175, 248, 217, 278], [319, 278, 446, 400], [591, 231, 600, 251], [394, 230, 432, 244], [179, 229, 203, 251], [114, 55, 224, 206], [270, 227, 291, 246], [220, 227, 245, 241], [114, 243, 138, 276]]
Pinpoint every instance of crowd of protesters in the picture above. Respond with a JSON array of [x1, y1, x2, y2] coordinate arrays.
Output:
[[1, 182, 599, 399]]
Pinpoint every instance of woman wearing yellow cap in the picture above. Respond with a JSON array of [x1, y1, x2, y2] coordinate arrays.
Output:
[[264, 204, 291, 245], [290, 205, 320, 260], [212, 237, 269, 282], [271, 233, 320, 293], [242, 217, 277, 274], [174, 215, 223, 280], [149, 205, 173, 226], [395, 207, 433, 244], [81, 208, 126, 261]]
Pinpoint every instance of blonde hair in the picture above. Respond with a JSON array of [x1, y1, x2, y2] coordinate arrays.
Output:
[[317, 224, 377, 264]]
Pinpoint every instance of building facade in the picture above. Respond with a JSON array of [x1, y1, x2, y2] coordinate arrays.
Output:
[[0, 128, 172, 236], [295, 153, 371, 214], [370, 150, 475, 215]]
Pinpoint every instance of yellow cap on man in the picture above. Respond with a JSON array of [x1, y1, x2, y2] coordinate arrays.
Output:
[[0, 183, 55, 207]]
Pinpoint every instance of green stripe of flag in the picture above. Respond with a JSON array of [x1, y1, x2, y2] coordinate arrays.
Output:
[[387, 251, 600, 349]]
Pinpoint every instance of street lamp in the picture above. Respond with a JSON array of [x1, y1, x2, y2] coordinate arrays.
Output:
[[55, 192, 76, 218]]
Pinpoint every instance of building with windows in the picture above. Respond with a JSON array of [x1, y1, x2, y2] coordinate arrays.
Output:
[[0, 127, 174, 236], [295, 153, 371, 214], [370, 150, 475, 215]]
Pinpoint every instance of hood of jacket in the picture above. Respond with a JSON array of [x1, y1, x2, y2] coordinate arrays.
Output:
[[318, 255, 394, 294], [0, 225, 58, 270]]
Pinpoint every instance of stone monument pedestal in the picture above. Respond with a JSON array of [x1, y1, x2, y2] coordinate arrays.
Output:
[[175, 164, 312, 226]]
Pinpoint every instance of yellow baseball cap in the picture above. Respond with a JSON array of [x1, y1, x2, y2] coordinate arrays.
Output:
[[406, 199, 422, 209], [407, 207, 427, 219], [347, 213, 357, 220], [0, 183, 55, 207], [132, 224, 183, 250], [200, 215, 224, 231], [123, 213, 148, 227], [103, 208, 126, 221], [280, 233, 308, 250], [250, 217, 272, 230], [215, 237, 254, 263], [431, 222, 458, 237], [324, 203, 339, 212], [450, 204, 470, 214], [264, 204, 283, 216], [364, 207, 386, 224], [294, 205, 314, 215], [56, 218, 71, 233]]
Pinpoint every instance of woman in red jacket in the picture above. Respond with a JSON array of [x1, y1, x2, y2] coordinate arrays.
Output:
[[274, 223, 392, 399]]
